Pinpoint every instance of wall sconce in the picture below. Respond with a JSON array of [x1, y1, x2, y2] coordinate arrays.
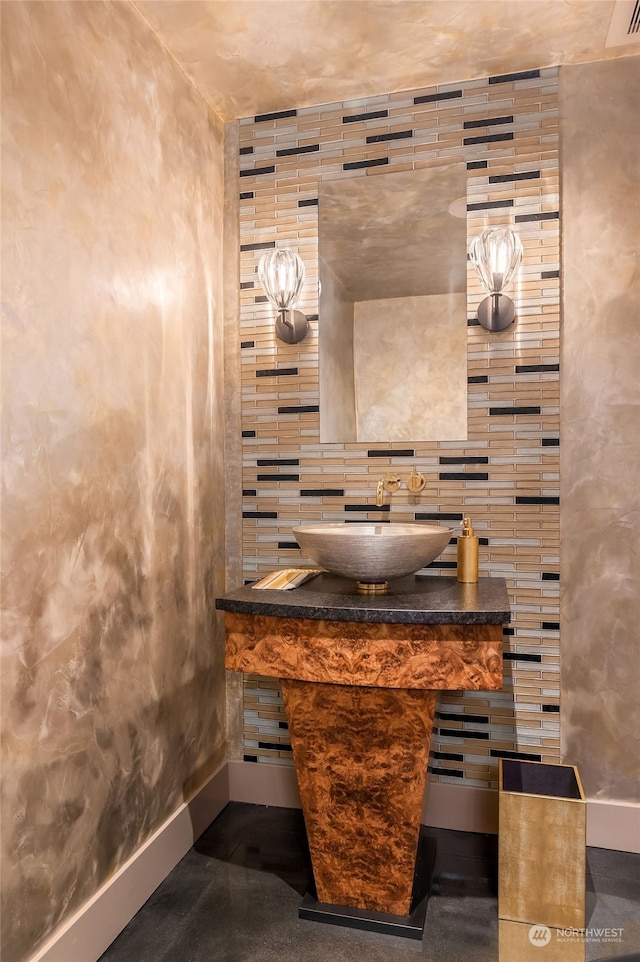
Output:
[[469, 226, 523, 331], [258, 248, 309, 344]]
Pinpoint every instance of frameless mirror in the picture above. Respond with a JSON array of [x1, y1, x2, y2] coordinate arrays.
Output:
[[318, 164, 468, 443]]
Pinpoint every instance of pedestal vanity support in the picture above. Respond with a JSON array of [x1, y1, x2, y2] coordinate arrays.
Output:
[[217, 575, 510, 940], [282, 680, 436, 916]]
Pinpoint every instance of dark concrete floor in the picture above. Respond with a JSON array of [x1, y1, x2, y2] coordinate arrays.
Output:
[[99, 802, 640, 962]]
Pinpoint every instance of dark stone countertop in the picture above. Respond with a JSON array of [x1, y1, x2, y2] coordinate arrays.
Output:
[[215, 573, 511, 626]]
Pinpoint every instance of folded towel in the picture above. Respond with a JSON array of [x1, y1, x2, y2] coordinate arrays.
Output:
[[251, 568, 324, 590]]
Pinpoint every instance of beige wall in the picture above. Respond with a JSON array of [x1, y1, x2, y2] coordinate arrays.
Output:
[[560, 56, 640, 803], [0, 3, 227, 961]]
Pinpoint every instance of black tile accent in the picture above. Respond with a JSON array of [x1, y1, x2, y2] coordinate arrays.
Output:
[[254, 108, 297, 122], [242, 511, 278, 519], [258, 742, 292, 752], [439, 456, 489, 465], [515, 211, 559, 223], [243, 754, 258, 763], [429, 766, 464, 778], [366, 129, 413, 144], [278, 541, 300, 550], [515, 496, 560, 505], [542, 437, 560, 446], [463, 132, 514, 146], [541, 269, 560, 279], [239, 191, 254, 200], [298, 198, 318, 207], [431, 560, 457, 570], [489, 69, 541, 84], [256, 367, 298, 377], [277, 405, 319, 414], [345, 518, 390, 524], [437, 712, 489, 724], [240, 281, 255, 290], [467, 199, 514, 211], [433, 750, 464, 762], [415, 512, 464, 521], [489, 748, 542, 762], [541, 621, 560, 630], [503, 652, 542, 663], [468, 375, 489, 384], [240, 240, 276, 252], [242, 489, 257, 497], [542, 572, 560, 581], [301, 489, 345, 497], [278, 721, 289, 729], [254, 295, 268, 303], [343, 157, 389, 171], [257, 458, 300, 466], [463, 115, 514, 129], [489, 170, 541, 184], [490, 749, 542, 762], [239, 146, 254, 155], [345, 504, 390, 513], [503, 627, 515, 636], [367, 448, 415, 458], [515, 363, 559, 373], [490, 406, 542, 416], [439, 472, 489, 481], [542, 704, 560, 713], [467, 160, 488, 170], [414, 89, 463, 104], [257, 474, 300, 482], [240, 340, 255, 349], [242, 430, 256, 438], [240, 165, 276, 178], [276, 143, 320, 157], [306, 314, 319, 322], [439, 728, 490, 740], [342, 109, 389, 123]]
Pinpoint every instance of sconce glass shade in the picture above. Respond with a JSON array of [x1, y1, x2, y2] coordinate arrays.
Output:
[[469, 227, 523, 332], [258, 248, 308, 343]]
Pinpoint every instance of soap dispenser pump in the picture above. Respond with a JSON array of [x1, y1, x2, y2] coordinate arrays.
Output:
[[457, 516, 479, 583]]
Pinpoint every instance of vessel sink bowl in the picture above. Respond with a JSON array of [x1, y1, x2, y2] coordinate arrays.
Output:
[[294, 522, 453, 588]]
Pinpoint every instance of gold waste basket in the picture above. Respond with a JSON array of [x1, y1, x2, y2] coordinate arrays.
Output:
[[498, 759, 586, 961]]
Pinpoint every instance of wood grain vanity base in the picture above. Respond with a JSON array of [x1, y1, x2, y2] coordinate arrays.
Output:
[[282, 679, 436, 915], [225, 612, 503, 690], [217, 576, 510, 929]]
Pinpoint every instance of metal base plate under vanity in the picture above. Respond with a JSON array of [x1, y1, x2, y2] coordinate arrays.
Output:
[[299, 833, 437, 940]]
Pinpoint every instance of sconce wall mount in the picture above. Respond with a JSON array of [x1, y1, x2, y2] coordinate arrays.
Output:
[[469, 227, 523, 332], [258, 248, 309, 344]]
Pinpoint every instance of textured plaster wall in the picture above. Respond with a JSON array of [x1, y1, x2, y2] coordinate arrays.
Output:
[[560, 56, 640, 802], [0, 3, 226, 960]]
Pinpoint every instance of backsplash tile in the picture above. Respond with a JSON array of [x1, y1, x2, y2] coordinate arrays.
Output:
[[234, 67, 560, 788]]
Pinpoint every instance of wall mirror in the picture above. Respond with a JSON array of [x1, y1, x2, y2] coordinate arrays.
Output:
[[318, 163, 468, 444]]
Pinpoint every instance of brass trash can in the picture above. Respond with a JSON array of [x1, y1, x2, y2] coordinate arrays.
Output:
[[498, 759, 586, 961]]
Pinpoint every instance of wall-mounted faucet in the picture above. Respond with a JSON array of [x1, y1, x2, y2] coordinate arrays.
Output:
[[376, 473, 401, 507], [375, 468, 426, 506]]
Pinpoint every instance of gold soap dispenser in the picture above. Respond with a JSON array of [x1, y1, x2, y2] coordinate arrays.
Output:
[[457, 516, 479, 583]]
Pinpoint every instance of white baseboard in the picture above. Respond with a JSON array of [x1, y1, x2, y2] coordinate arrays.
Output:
[[29, 762, 229, 962], [227, 759, 640, 852], [586, 797, 640, 853]]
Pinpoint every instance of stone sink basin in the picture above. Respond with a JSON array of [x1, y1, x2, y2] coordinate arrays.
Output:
[[294, 521, 453, 590]]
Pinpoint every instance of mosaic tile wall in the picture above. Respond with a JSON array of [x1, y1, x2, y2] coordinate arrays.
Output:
[[235, 67, 560, 789]]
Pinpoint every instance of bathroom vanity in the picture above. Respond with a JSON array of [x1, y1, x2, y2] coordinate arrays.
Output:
[[216, 573, 510, 938]]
